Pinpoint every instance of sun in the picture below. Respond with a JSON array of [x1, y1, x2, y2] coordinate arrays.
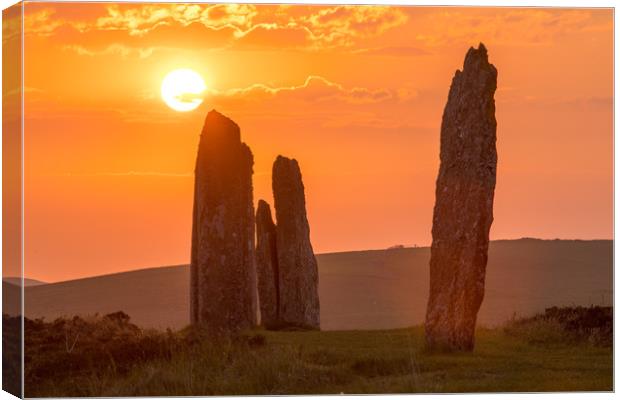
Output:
[[161, 69, 206, 112]]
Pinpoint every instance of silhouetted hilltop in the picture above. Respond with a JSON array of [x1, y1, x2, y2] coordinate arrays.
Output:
[[3, 277, 46, 287], [2, 281, 21, 317]]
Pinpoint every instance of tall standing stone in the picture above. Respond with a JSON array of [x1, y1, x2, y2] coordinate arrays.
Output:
[[190, 109, 257, 332], [255, 200, 280, 329], [425, 43, 498, 351], [272, 156, 320, 329]]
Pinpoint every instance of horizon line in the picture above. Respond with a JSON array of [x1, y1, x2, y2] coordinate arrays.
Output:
[[5, 236, 613, 285]]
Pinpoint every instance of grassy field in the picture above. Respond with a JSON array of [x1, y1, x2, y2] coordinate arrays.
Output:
[[22, 311, 612, 397]]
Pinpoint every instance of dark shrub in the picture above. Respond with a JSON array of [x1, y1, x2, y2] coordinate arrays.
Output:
[[24, 312, 180, 393], [2, 314, 22, 397], [504, 306, 612, 347]]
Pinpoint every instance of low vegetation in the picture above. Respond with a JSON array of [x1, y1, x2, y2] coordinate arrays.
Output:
[[504, 306, 612, 347], [6, 307, 611, 396], [2, 314, 21, 397]]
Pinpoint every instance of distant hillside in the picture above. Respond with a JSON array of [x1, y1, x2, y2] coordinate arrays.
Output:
[[3, 277, 47, 287], [20, 239, 612, 331], [3, 278, 47, 315], [3, 281, 21, 316]]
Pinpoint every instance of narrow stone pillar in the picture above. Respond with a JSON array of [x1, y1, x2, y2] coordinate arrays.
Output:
[[425, 43, 498, 351]]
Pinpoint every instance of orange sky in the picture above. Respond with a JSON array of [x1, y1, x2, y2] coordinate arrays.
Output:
[[4, 4, 613, 282]]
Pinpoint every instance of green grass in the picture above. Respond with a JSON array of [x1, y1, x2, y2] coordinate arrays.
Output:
[[26, 324, 612, 396]]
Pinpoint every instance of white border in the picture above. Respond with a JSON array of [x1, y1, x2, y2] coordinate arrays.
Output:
[[0, 1, 616, 400]]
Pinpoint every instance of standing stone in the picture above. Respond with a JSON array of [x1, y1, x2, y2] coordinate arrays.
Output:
[[272, 156, 320, 329], [425, 43, 498, 351], [255, 200, 280, 329], [190, 109, 257, 332]]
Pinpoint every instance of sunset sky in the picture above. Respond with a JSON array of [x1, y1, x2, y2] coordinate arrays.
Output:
[[4, 3, 613, 282]]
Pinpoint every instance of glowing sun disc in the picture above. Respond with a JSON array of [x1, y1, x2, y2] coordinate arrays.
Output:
[[161, 69, 206, 112]]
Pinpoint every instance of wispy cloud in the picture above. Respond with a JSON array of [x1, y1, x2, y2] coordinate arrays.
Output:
[[296, 6, 408, 47], [62, 43, 157, 58], [25, 4, 409, 52], [351, 45, 430, 57], [56, 171, 192, 178], [415, 9, 605, 47], [3, 86, 44, 99], [206, 75, 413, 105], [94, 4, 258, 36], [497, 94, 613, 110]]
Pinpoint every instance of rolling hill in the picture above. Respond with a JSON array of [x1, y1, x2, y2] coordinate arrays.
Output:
[[3, 277, 47, 287], [13, 239, 612, 331], [3, 281, 21, 316]]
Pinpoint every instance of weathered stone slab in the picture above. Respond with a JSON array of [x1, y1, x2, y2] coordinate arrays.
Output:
[[425, 43, 498, 351], [255, 199, 280, 329], [190, 110, 257, 332], [272, 156, 320, 329]]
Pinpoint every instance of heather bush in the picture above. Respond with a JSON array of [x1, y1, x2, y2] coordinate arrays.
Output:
[[504, 306, 612, 347], [24, 312, 179, 389]]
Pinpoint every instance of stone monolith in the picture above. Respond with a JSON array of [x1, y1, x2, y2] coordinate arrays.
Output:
[[425, 43, 498, 351], [255, 199, 280, 329], [272, 156, 320, 329], [190, 109, 257, 332]]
